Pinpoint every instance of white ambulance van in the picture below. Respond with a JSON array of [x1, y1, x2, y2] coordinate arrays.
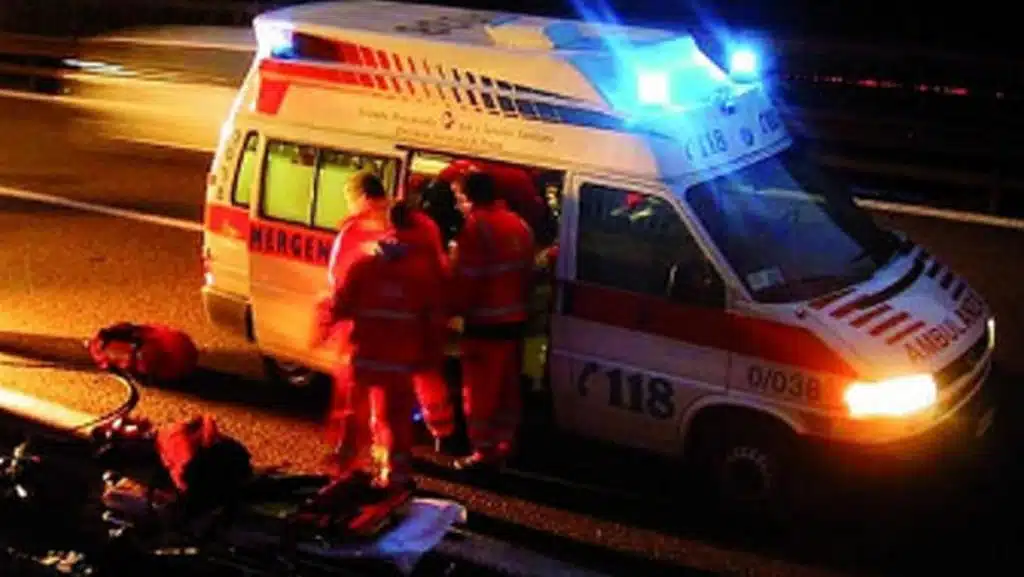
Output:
[[201, 0, 998, 508]]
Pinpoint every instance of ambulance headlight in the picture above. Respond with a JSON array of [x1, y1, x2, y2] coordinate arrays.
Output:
[[843, 374, 937, 418], [728, 48, 758, 80]]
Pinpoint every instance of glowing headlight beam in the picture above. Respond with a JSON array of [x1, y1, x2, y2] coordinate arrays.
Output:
[[843, 374, 937, 418]]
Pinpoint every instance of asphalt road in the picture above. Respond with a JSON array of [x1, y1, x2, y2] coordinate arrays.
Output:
[[2, 93, 1024, 577]]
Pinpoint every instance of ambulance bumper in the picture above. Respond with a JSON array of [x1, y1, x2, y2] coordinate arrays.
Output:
[[201, 286, 251, 341], [809, 371, 1000, 479]]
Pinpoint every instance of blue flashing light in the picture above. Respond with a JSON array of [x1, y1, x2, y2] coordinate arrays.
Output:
[[637, 70, 670, 105], [255, 23, 294, 58], [729, 48, 757, 78]]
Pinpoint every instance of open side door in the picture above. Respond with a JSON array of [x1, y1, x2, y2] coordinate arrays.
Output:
[[546, 172, 731, 456]]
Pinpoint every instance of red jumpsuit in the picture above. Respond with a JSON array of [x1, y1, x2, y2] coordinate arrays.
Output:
[[329, 237, 444, 486], [318, 198, 390, 476], [401, 210, 456, 440], [452, 203, 535, 463], [326, 197, 391, 293]]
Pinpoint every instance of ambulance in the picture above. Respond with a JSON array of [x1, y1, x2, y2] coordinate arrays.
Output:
[[200, 0, 998, 509]]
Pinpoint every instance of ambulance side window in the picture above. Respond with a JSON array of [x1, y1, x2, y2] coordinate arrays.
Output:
[[576, 183, 723, 307], [313, 151, 398, 231], [261, 140, 316, 224], [231, 132, 259, 208]]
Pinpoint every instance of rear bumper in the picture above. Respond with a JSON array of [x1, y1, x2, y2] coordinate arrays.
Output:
[[201, 286, 251, 341]]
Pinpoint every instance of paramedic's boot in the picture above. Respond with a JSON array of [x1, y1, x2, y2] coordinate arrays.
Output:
[[452, 451, 504, 472], [452, 440, 514, 471]]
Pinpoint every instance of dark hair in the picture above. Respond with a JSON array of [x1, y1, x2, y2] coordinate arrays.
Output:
[[389, 199, 414, 230], [354, 172, 387, 200], [463, 172, 496, 205], [421, 178, 456, 210]]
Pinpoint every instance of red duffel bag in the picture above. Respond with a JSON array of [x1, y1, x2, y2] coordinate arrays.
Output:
[[87, 322, 199, 383]]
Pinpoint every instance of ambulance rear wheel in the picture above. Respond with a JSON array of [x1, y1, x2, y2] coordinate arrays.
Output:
[[690, 413, 798, 520], [262, 357, 325, 388]]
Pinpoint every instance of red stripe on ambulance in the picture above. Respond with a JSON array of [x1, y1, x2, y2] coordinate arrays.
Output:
[[248, 218, 334, 267], [206, 206, 334, 267], [868, 311, 911, 337], [565, 283, 859, 378], [205, 204, 250, 239], [849, 303, 892, 328], [885, 320, 926, 345]]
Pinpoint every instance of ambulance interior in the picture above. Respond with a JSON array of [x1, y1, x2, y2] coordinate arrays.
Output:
[[405, 151, 564, 383], [405, 152, 563, 245]]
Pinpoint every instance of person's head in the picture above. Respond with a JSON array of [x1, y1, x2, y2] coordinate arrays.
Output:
[[346, 171, 387, 207], [463, 171, 497, 207], [421, 178, 456, 212], [389, 199, 415, 231]]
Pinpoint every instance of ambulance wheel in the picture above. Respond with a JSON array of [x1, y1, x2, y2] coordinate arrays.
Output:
[[689, 412, 798, 520], [262, 357, 325, 388]]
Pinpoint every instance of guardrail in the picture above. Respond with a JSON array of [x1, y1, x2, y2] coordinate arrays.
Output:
[[0, 35, 74, 93], [1, 29, 1023, 220], [0, 0, 282, 36]]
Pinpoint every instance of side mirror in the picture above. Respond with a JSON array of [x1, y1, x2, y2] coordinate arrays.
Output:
[[666, 260, 724, 307]]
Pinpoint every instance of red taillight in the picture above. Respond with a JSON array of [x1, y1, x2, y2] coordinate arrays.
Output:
[[202, 246, 214, 286]]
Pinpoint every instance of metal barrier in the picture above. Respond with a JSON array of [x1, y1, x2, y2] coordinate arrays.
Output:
[[0, 0, 294, 36]]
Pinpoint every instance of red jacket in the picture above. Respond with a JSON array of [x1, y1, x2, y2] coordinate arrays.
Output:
[[327, 198, 390, 293], [155, 415, 220, 493], [318, 199, 389, 350], [403, 210, 450, 275], [330, 237, 445, 371], [453, 203, 535, 328], [398, 211, 453, 358]]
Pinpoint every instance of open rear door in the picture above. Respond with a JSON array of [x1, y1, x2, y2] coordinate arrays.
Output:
[[248, 129, 402, 369]]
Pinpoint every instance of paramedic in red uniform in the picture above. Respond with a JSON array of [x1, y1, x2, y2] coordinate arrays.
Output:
[[326, 200, 446, 488], [401, 195, 460, 453], [450, 172, 536, 470], [315, 171, 391, 478], [439, 159, 547, 237], [326, 171, 392, 287]]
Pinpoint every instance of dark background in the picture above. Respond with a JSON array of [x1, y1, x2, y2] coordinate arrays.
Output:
[[0, 0, 1019, 58]]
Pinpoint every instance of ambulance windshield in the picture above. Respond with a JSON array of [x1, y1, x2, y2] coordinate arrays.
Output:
[[685, 147, 901, 303]]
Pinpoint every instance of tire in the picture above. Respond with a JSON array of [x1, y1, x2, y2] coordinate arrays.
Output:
[[262, 356, 328, 389], [690, 414, 799, 521]]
